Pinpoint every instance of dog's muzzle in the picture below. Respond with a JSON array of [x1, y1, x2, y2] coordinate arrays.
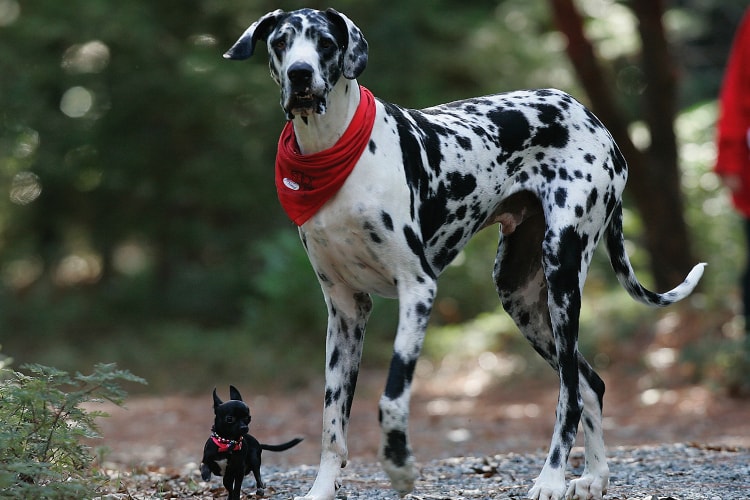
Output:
[[285, 62, 326, 118]]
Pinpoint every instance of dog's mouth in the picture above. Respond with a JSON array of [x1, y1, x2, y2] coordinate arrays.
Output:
[[285, 91, 327, 119]]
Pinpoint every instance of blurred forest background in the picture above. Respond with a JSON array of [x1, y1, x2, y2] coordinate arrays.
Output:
[[1, 0, 748, 393]]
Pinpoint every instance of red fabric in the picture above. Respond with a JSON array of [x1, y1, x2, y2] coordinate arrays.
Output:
[[275, 86, 377, 226], [715, 9, 750, 216], [211, 435, 242, 453]]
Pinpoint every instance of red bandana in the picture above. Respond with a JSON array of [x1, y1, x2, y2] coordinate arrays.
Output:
[[275, 86, 377, 226], [211, 434, 242, 453]]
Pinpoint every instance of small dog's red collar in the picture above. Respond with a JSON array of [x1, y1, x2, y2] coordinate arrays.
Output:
[[211, 432, 242, 452]]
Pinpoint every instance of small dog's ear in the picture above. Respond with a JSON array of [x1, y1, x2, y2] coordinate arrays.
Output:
[[229, 385, 243, 401], [212, 387, 223, 409]]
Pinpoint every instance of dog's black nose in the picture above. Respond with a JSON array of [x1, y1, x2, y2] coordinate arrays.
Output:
[[287, 62, 314, 87]]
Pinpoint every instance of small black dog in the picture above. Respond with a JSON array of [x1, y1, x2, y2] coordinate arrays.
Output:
[[200, 385, 303, 499]]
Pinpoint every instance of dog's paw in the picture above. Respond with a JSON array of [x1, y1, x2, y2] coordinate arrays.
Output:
[[199, 464, 211, 481], [527, 484, 565, 500], [527, 468, 566, 500], [381, 455, 416, 497], [293, 471, 340, 500], [564, 474, 608, 500]]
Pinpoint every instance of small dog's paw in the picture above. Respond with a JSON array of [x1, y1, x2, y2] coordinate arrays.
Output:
[[255, 487, 265, 497], [199, 464, 211, 481]]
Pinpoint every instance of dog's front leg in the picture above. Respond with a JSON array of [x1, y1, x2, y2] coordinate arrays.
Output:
[[378, 279, 436, 497], [296, 288, 372, 500]]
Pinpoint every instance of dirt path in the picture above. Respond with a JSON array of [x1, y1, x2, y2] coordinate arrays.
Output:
[[92, 365, 750, 473]]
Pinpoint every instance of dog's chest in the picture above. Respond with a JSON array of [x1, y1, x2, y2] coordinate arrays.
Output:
[[215, 458, 228, 475], [300, 211, 400, 297]]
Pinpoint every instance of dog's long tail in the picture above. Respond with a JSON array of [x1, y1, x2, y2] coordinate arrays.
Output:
[[605, 202, 706, 306], [261, 437, 303, 452]]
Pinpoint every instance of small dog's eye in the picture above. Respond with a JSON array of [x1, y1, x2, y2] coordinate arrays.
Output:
[[273, 39, 286, 51], [225, 416, 234, 423], [319, 38, 334, 50]]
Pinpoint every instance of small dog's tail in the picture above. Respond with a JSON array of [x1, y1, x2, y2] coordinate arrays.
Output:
[[605, 201, 705, 307], [261, 437, 303, 452]]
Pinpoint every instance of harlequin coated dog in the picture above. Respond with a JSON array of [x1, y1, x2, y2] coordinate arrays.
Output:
[[223, 8, 705, 500], [200, 386, 302, 499]]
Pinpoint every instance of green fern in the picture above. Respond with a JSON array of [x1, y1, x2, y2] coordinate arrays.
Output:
[[0, 361, 145, 498]]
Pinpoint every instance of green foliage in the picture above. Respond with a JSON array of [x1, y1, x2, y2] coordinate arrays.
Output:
[[0, 362, 145, 498]]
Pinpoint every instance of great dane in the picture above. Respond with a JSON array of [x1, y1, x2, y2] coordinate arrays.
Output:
[[224, 8, 705, 500]]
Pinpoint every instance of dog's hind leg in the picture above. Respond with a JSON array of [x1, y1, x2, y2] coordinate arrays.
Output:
[[297, 287, 371, 500], [494, 203, 607, 500], [566, 355, 609, 499], [378, 276, 436, 496]]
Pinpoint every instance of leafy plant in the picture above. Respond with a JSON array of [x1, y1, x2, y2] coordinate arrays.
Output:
[[0, 362, 145, 498]]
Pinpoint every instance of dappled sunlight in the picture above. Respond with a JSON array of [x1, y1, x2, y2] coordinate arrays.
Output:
[[2, 257, 43, 290], [60, 86, 94, 118], [62, 40, 110, 74], [9, 171, 42, 205], [416, 349, 527, 400], [53, 253, 102, 286], [112, 241, 152, 276], [585, 1, 639, 59], [0, 0, 19, 26]]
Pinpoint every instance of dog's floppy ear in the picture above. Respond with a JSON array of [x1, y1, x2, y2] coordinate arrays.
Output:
[[212, 387, 223, 410], [325, 8, 368, 80], [229, 385, 243, 401], [224, 9, 284, 60]]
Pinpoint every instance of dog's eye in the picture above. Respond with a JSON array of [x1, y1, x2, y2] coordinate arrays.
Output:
[[225, 416, 234, 423], [319, 38, 334, 50], [273, 39, 286, 51]]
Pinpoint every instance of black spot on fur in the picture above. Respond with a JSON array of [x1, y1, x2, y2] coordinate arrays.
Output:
[[455, 205, 467, 220], [328, 347, 340, 369], [550, 445, 561, 468], [586, 189, 599, 212], [555, 188, 567, 208], [403, 225, 436, 279], [532, 122, 569, 148], [446, 172, 477, 200], [456, 135, 472, 151], [533, 103, 563, 124], [381, 211, 394, 231], [383, 430, 409, 467], [488, 109, 531, 163], [384, 353, 417, 400], [343, 369, 358, 419]]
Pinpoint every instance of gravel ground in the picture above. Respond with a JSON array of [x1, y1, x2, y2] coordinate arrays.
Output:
[[103, 442, 749, 499]]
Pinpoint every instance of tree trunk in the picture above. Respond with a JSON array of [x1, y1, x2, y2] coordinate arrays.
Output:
[[548, 0, 697, 290]]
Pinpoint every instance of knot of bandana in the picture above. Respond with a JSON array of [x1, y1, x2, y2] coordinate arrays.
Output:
[[275, 86, 376, 226]]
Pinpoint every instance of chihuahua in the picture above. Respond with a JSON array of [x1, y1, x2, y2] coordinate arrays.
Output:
[[200, 385, 302, 499]]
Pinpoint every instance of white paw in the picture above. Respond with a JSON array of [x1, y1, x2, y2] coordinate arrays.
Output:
[[527, 469, 566, 500], [381, 456, 417, 496], [564, 473, 608, 500], [294, 464, 340, 500], [527, 484, 565, 500], [294, 489, 337, 500]]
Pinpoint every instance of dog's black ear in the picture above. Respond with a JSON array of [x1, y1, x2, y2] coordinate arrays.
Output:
[[229, 385, 243, 401], [212, 387, 223, 409], [224, 9, 284, 60], [325, 8, 368, 79]]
